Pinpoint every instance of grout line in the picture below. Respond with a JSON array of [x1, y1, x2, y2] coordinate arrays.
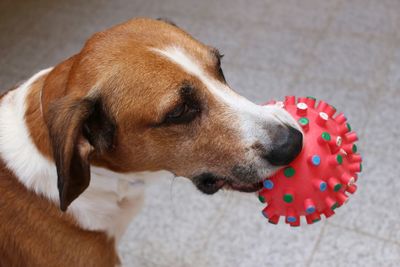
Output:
[[327, 222, 400, 247], [304, 221, 328, 267]]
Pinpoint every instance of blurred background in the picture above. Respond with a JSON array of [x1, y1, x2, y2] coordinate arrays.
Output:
[[1, 0, 399, 266]]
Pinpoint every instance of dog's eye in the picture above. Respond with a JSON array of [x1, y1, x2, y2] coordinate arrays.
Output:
[[168, 103, 188, 119], [164, 102, 200, 125]]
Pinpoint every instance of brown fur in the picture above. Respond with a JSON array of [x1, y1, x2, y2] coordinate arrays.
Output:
[[26, 18, 248, 206], [0, 159, 119, 267], [2, 18, 266, 265]]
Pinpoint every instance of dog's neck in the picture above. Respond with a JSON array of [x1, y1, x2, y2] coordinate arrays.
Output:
[[0, 69, 168, 242]]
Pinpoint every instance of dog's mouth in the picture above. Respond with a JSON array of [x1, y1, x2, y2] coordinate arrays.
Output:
[[193, 173, 263, 195], [227, 181, 264, 192]]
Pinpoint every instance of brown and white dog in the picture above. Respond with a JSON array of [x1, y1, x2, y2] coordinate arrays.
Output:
[[0, 18, 302, 266]]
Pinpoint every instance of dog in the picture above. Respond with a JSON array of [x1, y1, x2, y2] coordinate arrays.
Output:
[[0, 18, 302, 266]]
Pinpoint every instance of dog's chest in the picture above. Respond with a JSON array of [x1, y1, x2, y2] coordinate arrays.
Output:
[[70, 168, 146, 241]]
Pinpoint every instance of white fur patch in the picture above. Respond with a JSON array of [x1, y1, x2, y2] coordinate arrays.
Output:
[[0, 68, 57, 199], [0, 69, 172, 242], [152, 46, 301, 177], [152, 46, 299, 130]]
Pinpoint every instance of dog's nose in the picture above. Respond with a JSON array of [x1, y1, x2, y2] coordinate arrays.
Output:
[[264, 125, 303, 166]]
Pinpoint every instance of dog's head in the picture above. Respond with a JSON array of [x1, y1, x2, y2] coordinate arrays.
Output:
[[41, 18, 303, 211]]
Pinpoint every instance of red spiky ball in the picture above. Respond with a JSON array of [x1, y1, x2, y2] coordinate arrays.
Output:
[[258, 96, 362, 226]]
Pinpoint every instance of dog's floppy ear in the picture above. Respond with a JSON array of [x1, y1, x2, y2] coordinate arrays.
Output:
[[47, 96, 116, 211]]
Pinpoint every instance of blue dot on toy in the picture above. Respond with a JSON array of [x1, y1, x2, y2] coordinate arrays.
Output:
[[262, 210, 269, 218], [263, 179, 274, 190], [287, 216, 296, 223], [311, 155, 321, 166], [319, 181, 327, 192], [306, 206, 316, 214]]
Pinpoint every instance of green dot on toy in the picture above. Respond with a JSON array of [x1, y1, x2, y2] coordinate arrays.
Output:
[[352, 144, 358, 153], [336, 154, 343, 165], [321, 132, 331, 141], [331, 202, 339, 210], [298, 117, 309, 126], [283, 167, 295, 178], [283, 194, 294, 203], [333, 184, 342, 192], [346, 123, 352, 131]]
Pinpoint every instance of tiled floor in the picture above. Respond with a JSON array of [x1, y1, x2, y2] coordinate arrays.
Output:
[[1, 0, 400, 266]]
